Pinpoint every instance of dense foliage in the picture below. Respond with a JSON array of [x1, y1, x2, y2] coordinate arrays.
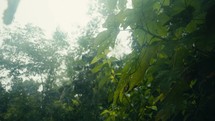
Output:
[[0, 0, 215, 121], [89, 0, 215, 120]]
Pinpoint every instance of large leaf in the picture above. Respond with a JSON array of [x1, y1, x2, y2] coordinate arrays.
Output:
[[91, 62, 107, 73], [128, 46, 158, 92], [90, 49, 110, 64], [114, 46, 158, 103], [94, 30, 111, 47]]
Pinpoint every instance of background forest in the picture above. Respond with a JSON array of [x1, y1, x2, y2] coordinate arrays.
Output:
[[0, 0, 215, 121]]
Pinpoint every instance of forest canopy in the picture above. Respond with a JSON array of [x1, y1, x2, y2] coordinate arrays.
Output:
[[0, 0, 215, 121]]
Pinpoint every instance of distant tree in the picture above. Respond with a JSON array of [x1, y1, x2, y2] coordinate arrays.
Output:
[[0, 24, 72, 121], [0, 83, 8, 120]]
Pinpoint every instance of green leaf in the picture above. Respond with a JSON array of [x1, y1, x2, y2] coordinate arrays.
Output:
[[118, 0, 127, 10], [153, 93, 165, 105], [90, 49, 110, 64], [98, 77, 108, 89], [158, 13, 170, 25], [163, 0, 170, 6], [94, 30, 111, 47], [113, 46, 158, 103], [101, 110, 110, 116], [174, 27, 184, 39], [190, 80, 197, 88], [133, 29, 145, 46], [128, 46, 157, 92], [107, 0, 117, 10], [72, 99, 79, 106], [158, 52, 168, 59], [146, 105, 158, 111], [91, 55, 103, 64], [103, 14, 123, 29], [132, 0, 143, 8], [91, 62, 106, 73], [156, 23, 168, 37], [153, 2, 161, 11]]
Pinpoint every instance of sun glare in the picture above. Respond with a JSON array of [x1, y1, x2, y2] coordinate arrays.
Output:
[[12, 0, 91, 33], [47, 0, 90, 29]]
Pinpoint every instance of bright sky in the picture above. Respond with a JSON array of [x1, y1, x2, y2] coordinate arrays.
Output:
[[0, 0, 132, 56], [0, 0, 132, 91], [0, 0, 91, 34]]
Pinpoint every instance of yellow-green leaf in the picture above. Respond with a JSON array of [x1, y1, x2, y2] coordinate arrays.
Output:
[[91, 62, 106, 73], [163, 0, 170, 6], [91, 56, 102, 64]]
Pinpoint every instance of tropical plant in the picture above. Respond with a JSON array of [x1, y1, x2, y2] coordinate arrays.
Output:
[[85, 0, 215, 120], [0, 0, 215, 121]]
